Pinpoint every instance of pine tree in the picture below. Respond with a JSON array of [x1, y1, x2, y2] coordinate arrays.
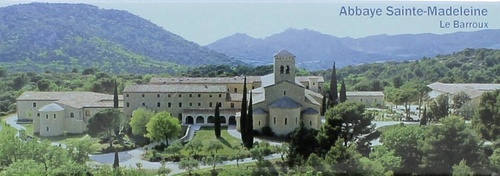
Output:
[[214, 102, 221, 138], [113, 80, 119, 108], [329, 62, 338, 107], [240, 77, 248, 145], [245, 92, 254, 148], [339, 79, 347, 103], [113, 150, 119, 169]]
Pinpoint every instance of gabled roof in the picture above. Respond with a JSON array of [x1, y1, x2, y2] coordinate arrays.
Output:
[[274, 50, 295, 58], [123, 84, 227, 93], [346, 91, 385, 97], [17, 91, 123, 109], [269, 97, 302, 109]]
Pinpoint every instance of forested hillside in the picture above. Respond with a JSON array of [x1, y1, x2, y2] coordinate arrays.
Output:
[[0, 3, 242, 74], [317, 48, 500, 91]]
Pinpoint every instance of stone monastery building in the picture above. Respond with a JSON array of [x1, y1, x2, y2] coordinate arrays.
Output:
[[123, 50, 325, 135]]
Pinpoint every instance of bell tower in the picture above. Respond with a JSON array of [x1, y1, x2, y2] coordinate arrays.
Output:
[[274, 50, 296, 83]]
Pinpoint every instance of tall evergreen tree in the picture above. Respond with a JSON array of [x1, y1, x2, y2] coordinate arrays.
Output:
[[240, 77, 248, 145], [420, 106, 428, 126], [113, 150, 119, 169], [214, 102, 221, 138], [329, 62, 338, 107], [113, 80, 119, 108], [245, 92, 254, 148], [339, 79, 347, 103], [321, 94, 327, 116], [287, 121, 319, 166]]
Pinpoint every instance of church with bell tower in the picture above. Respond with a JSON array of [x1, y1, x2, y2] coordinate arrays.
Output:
[[240, 49, 323, 136]]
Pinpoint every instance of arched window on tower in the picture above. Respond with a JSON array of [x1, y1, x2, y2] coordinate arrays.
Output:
[[280, 65, 284, 74], [286, 65, 290, 74]]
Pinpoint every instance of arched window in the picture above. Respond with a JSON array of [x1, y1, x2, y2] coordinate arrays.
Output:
[[285, 118, 288, 125], [285, 65, 290, 74], [70, 112, 74, 118], [280, 65, 284, 74]]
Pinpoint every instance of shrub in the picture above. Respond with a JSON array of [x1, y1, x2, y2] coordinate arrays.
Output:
[[261, 126, 275, 136]]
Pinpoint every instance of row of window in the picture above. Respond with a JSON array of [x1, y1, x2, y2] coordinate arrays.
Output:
[[272, 117, 312, 126], [127, 101, 233, 108], [127, 93, 224, 98]]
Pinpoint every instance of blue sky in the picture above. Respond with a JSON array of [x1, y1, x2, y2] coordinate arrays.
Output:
[[1, 0, 499, 45]]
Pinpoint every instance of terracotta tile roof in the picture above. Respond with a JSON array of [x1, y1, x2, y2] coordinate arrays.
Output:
[[269, 97, 302, 109], [17, 91, 123, 109], [123, 84, 227, 93]]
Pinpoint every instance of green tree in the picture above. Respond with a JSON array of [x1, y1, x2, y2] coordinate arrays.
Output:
[[66, 138, 94, 164], [452, 91, 471, 112], [429, 94, 450, 121], [452, 159, 474, 176], [113, 80, 119, 108], [489, 148, 500, 174], [369, 145, 402, 173], [240, 76, 248, 145], [166, 140, 183, 158], [129, 108, 154, 136], [329, 63, 338, 106], [87, 108, 122, 147], [339, 79, 347, 103], [185, 138, 203, 157], [113, 151, 119, 169], [206, 141, 224, 155], [146, 111, 181, 146], [37, 79, 52, 91], [158, 160, 172, 176], [324, 139, 362, 175], [305, 153, 324, 172], [1, 159, 47, 176], [178, 157, 199, 176], [275, 143, 289, 163], [472, 90, 500, 141], [420, 116, 483, 174], [321, 93, 327, 116], [203, 154, 223, 171], [380, 125, 425, 174], [420, 106, 428, 126], [287, 121, 319, 166], [245, 92, 254, 148], [317, 107, 343, 156], [214, 102, 221, 138], [457, 102, 475, 120]]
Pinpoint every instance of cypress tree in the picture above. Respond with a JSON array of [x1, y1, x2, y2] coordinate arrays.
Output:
[[321, 94, 327, 116], [113, 150, 119, 169], [113, 80, 119, 108], [329, 62, 338, 107], [214, 102, 221, 138], [339, 79, 347, 103], [240, 77, 248, 144], [245, 92, 254, 148], [420, 106, 428, 126]]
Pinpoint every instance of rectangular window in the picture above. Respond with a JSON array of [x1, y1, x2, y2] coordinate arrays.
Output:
[[179, 102, 182, 107], [274, 117, 276, 124], [168, 94, 171, 98], [198, 103, 201, 107], [37, 113, 40, 117], [46, 127, 49, 131], [258, 121, 261, 126], [142, 102, 145, 106], [126, 102, 130, 107], [33, 102, 37, 108], [157, 102, 161, 107], [198, 94, 201, 97], [284, 91, 286, 96], [310, 121, 312, 126], [234, 88, 237, 93], [157, 94, 160, 98], [168, 102, 171, 108], [360, 99, 363, 102], [231, 103, 234, 108], [219, 94, 222, 98], [285, 118, 287, 125], [209, 102, 213, 107], [53, 114, 56, 119], [126, 94, 129, 97], [46, 114, 48, 119], [306, 86, 309, 89], [142, 94, 145, 97], [179, 94, 182, 98], [189, 103, 193, 107], [189, 94, 192, 97]]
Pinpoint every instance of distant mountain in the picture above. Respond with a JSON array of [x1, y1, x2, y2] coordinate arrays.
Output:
[[0, 3, 242, 73], [206, 28, 500, 71]]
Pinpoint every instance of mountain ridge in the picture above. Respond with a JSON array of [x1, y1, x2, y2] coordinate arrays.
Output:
[[207, 28, 500, 70], [0, 3, 243, 73]]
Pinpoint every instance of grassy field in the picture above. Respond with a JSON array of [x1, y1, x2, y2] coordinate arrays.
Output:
[[172, 158, 283, 176]]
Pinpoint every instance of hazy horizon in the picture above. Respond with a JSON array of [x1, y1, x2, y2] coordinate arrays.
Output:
[[1, 0, 499, 45]]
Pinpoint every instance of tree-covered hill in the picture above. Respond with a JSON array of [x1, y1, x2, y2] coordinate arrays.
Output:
[[316, 48, 500, 91], [0, 3, 243, 74]]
